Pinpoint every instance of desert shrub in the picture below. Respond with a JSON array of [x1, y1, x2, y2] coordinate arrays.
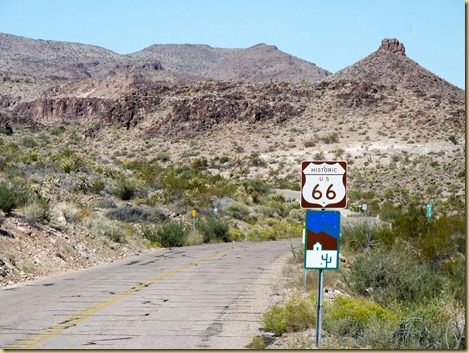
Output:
[[89, 178, 106, 194], [346, 245, 448, 307], [391, 204, 429, 240], [60, 155, 85, 174], [86, 217, 127, 243], [0, 181, 18, 213], [246, 225, 276, 241], [155, 151, 170, 162], [289, 208, 306, 222], [241, 177, 269, 194], [20, 137, 38, 148], [263, 293, 317, 336], [105, 206, 167, 223], [378, 203, 403, 222], [197, 214, 230, 243], [0, 181, 29, 213], [94, 198, 117, 209], [144, 220, 188, 247], [185, 230, 204, 246], [439, 258, 465, 303], [49, 126, 66, 136], [417, 214, 465, 265], [246, 336, 266, 349], [226, 202, 251, 221], [21, 197, 50, 224], [341, 221, 393, 252], [228, 227, 245, 242], [321, 132, 339, 144], [375, 296, 466, 350], [324, 295, 397, 339], [258, 194, 290, 218], [113, 178, 138, 200]]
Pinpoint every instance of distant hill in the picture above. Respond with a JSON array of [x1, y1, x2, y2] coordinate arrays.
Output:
[[0, 33, 330, 83], [130, 43, 330, 83], [0, 33, 131, 79]]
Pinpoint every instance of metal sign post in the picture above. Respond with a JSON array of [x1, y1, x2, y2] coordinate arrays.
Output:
[[301, 161, 347, 349], [316, 269, 324, 348]]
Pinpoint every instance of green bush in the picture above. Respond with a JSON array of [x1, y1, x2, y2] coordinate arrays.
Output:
[[21, 137, 38, 148], [197, 214, 230, 243], [0, 181, 18, 213], [49, 126, 66, 136], [341, 221, 393, 252], [263, 293, 317, 336], [365, 296, 466, 350], [21, 197, 50, 224], [346, 245, 448, 307], [60, 155, 84, 174], [378, 203, 402, 222], [113, 178, 138, 200], [154, 220, 189, 247], [226, 202, 252, 221], [88, 218, 127, 243], [0, 181, 29, 213], [324, 295, 397, 339]]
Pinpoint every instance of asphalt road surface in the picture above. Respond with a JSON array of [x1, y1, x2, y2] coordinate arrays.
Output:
[[0, 240, 298, 349]]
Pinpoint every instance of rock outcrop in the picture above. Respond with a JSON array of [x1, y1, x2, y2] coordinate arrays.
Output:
[[379, 38, 406, 56]]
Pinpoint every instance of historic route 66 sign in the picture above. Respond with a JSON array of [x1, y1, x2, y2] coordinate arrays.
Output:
[[301, 161, 347, 209]]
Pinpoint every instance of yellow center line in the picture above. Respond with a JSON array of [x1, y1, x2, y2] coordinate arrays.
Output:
[[7, 247, 236, 350]]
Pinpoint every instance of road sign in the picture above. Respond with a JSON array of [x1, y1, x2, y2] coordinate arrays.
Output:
[[427, 203, 432, 218], [301, 161, 347, 209], [304, 210, 340, 270]]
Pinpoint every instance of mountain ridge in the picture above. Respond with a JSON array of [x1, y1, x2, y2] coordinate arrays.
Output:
[[0, 33, 330, 83]]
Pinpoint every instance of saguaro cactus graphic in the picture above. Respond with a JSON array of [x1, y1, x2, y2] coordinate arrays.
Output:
[[321, 253, 332, 266]]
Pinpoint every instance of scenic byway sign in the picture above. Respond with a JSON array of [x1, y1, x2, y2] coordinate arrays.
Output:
[[304, 210, 341, 270], [301, 161, 347, 209]]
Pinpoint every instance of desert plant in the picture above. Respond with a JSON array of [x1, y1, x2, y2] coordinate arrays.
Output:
[[0, 181, 18, 213], [263, 293, 317, 336], [149, 220, 189, 247], [346, 245, 448, 307], [21, 196, 50, 224], [113, 178, 138, 200], [324, 295, 397, 339], [197, 214, 230, 243]]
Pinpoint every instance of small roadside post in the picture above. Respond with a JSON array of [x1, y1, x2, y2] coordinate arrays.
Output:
[[192, 209, 197, 231], [301, 161, 347, 349]]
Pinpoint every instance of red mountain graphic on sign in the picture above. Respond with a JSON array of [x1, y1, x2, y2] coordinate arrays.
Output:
[[307, 231, 338, 251]]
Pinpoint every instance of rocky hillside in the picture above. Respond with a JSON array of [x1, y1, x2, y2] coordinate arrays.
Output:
[[0, 33, 329, 83], [322, 39, 463, 102], [0, 33, 131, 79]]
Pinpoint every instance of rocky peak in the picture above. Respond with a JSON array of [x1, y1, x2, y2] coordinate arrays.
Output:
[[379, 38, 405, 56]]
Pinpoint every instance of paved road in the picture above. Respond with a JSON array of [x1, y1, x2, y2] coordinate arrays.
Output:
[[0, 240, 297, 349]]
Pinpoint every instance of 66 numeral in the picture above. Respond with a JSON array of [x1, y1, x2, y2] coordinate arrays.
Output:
[[312, 184, 336, 200]]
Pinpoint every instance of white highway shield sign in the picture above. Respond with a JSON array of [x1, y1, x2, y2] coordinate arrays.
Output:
[[301, 161, 347, 209]]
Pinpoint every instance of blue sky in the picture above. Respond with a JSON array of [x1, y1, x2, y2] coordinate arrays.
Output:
[[0, 0, 465, 89]]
